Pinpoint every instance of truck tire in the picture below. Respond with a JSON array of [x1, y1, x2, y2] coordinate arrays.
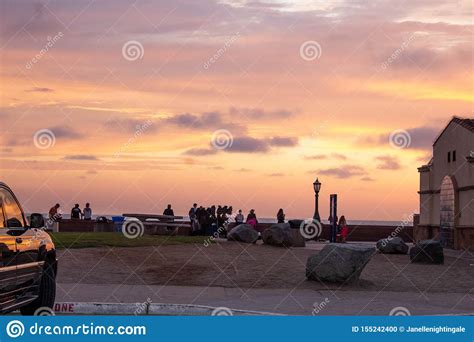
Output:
[[20, 261, 56, 315]]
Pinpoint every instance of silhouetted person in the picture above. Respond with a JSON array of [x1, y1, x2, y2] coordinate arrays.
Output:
[[71, 204, 82, 220], [189, 203, 199, 234], [83, 203, 92, 220], [49, 203, 61, 221], [163, 204, 174, 216], [277, 208, 285, 223], [339, 215, 348, 243], [246, 209, 258, 230], [196, 206, 207, 235]]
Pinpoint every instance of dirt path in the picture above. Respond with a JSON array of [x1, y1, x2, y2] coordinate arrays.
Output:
[[57, 241, 474, 294]]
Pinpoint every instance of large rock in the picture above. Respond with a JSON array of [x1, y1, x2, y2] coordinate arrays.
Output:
[[288, 219, 304, 229], [306, 244, 375, 283], [290, 229, 306, 247], [262, 223, 293, 247], [227, 224, 259, 244], [409, 240, 444, 264], [376, 237, 409, 254]]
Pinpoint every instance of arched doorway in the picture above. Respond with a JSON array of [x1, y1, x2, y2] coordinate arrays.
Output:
[[439, 175, 457, 248]]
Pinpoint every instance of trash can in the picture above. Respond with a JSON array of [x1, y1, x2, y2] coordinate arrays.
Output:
[[112, 216, 125, 233]]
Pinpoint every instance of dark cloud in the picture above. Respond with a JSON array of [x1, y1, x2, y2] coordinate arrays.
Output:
[[165, 112, 222, 129], [229, 107, 295, 120], [375, 155, 401, 170], [331, 153, 348, 160], [50, 126, 84, 140], [404, 126, 440, 149], [63, 155, 99, 161], [25, 87, 54, 93], [362, 125, 440, 150], [361, 176, 375, 182], [183, 148, 217, 156], [316, 165, 366, 179], [267, 136, 298, 147], [224, 135, 299, 153], [104, 117, 157, 134], [227, 136, 269, 153], [305, 153, 347, 160]]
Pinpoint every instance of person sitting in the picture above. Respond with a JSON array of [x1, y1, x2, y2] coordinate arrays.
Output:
[[246, 209, 258, 230], [277, 208, 285, 223], [83, 203, 92, 220], [49, 203, 62, 221], [235, 209, 244, 224], [71, 204, 82, 220], [163, 204, 174, 216]]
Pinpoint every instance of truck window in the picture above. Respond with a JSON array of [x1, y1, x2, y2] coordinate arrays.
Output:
[[0, 189, 25, 228]]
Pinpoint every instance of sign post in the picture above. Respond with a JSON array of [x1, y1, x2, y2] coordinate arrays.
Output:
[[329, 194, 338, 243]]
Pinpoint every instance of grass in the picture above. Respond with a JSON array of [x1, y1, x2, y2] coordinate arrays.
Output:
[[50, 232, 211, 249]]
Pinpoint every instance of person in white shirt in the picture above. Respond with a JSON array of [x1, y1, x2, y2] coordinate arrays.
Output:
[[235, 209, 244, 224], [83, 203, 92, 220]]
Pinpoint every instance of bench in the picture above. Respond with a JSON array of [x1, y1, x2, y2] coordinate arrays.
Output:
[[122, 213, 191, 236]]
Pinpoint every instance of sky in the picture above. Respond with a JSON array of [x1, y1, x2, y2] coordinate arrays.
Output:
[[0, 0, 472, 221]]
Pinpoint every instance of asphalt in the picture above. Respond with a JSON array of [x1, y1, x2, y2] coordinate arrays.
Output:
[[56, 282, 473, 316]]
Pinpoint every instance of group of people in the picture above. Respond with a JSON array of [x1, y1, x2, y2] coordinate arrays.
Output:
[[48, 203, 92, 221], [236, 208, 349, 243], [234, 208, 259, 229], [188, 203, 233, 236], [48, 201, 349, 242]]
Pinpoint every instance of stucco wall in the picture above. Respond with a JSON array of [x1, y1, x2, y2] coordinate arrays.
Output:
[[432, 121, 473, 189], [419, 121, 474, 228], [459, 189, 474, 227]]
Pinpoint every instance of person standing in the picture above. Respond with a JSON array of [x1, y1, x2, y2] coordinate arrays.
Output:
[[277, 208, 285, 223], [71, 204, 82, 220], [246, 209, 258, 230], [339, 216, 348, 243], [189, 203, 199, 235], [83, 203, 92, 220], [197, 206, 207, 235]]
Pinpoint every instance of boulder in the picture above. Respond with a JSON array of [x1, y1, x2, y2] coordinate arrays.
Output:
[[288, 219, 304, 229], [409, 240, 444, 264], [291, 229, 306, 247], [262, 223, 293, 247], [306, 244, 375, 283], [376, 237, 409, 254], [227, 224, 259, 244]]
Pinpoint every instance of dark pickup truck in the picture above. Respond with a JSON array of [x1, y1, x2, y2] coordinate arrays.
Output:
[[0, 182, 57, 315]]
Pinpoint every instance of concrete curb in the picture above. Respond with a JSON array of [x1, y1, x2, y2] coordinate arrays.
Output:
[[53, 302, 285, 316]]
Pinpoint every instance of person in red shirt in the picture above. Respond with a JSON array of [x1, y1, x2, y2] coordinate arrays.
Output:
[[339, 216, 348, 243]]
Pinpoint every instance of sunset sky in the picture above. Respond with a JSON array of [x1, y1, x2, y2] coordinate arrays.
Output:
[[0, 0, 472, 220]]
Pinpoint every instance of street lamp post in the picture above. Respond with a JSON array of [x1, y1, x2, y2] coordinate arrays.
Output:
[[313, 178, 321, 222]]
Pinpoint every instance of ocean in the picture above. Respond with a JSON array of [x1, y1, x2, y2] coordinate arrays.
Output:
[[32, 213, 412, 227]]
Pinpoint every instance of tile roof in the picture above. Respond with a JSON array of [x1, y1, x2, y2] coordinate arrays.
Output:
[[433, 116, 474, 146], [452, 116, 474, 133]]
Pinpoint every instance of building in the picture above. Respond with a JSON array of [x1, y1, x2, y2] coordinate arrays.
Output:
[[417, 116, 474, 250]]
